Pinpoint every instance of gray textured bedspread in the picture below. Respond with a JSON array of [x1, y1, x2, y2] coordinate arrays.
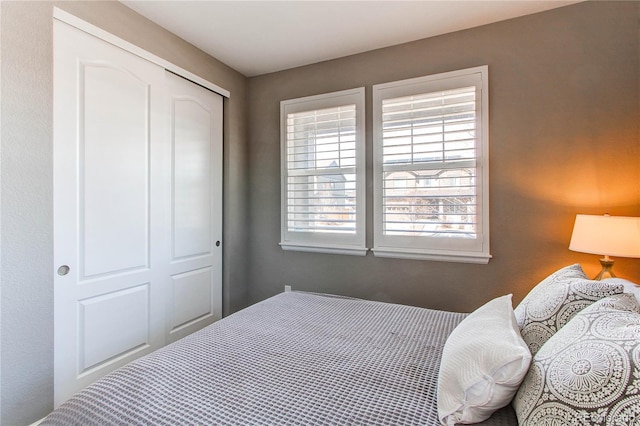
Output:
[[42, 292, 517, 425]]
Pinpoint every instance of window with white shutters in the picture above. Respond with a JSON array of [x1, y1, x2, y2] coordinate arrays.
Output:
[[372, 67, 491, 263], [280, 88, 366, 255]]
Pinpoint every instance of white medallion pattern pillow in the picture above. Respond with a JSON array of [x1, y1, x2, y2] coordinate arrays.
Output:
[[513, 293, 640, 426], [514, 264, 624, 355], [604, 277, 640, 305], [437, 294, 531, 425]]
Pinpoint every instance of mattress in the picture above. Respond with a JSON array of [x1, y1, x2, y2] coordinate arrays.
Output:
[[42, 292, 517, 425]]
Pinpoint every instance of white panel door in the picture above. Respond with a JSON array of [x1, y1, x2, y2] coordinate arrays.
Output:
[[166, 72, 223, 343], [53, 20, 169, 406], [53, 21, 223, 406]]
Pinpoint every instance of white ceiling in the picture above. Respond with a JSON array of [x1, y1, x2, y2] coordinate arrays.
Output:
[[121, 0, 581, 77]]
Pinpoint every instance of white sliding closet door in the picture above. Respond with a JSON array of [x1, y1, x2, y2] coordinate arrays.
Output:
[[166, 72, 222, 343], [53, 20, 222, 406]]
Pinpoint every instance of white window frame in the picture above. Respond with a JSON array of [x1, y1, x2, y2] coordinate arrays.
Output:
[[280, 88, 367, 256], [372, 66, 491, 264]]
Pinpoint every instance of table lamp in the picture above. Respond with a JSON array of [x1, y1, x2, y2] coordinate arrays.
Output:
[[569, 214, 640, 280]]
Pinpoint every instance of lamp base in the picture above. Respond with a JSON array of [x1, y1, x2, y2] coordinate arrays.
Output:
[[593, 258, 616, 281]]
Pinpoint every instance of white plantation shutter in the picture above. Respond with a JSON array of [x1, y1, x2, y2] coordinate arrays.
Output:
[[280, 88, 366, 255], [373, 67, 491, 263]]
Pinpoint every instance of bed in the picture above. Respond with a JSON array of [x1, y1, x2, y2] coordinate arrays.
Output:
[[41, 291, 516, 425], [41, 264, 640, 426]]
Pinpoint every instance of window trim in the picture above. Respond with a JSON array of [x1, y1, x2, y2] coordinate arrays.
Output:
[[280, 87, 367, 256], [372, 66, 491, 264]]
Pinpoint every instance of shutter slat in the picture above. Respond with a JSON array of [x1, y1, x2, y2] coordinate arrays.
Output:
[[383, 229, 477, 237]]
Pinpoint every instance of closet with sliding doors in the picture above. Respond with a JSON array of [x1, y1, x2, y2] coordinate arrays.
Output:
[[53, 9, 225, 405]]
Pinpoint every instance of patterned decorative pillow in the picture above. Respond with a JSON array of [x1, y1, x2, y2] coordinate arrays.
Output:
[[514, 264, 624, 355], [513, 293, 640, 425], [604, 277, 640, 305]]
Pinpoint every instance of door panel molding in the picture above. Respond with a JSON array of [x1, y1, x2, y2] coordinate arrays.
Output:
[[79, 283, 151, 373], [172, 97, 214, 260], [80, 61, 151, 278], [170, 267, 214, 332]]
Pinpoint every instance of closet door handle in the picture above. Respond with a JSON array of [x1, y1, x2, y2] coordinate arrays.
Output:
[[57, 265, 70, 276], [215, 241, 221, 247]]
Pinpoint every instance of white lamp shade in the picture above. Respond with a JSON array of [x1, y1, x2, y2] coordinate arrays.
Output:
[[569, 214, 640, 258]]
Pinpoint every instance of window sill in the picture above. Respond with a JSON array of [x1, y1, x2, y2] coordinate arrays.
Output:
[[372, 247, 491, 264], [280, 242, 368, 256]]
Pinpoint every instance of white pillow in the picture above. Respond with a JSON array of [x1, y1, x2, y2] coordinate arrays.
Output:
[[437, 294, 531, 425]]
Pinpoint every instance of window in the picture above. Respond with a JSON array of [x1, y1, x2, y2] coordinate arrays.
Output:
[[372, 66, 490, 263], [280, 88, 366, 255]]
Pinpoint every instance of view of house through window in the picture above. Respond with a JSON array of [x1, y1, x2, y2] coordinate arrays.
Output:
[[286, 105, 357, 234], [381, 86, 478, 239]]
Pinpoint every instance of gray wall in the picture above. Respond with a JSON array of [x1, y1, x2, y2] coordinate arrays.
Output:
[[0, 1, 249, 423], [1, 1, 639, 424], [247, 1, 640, 311]]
